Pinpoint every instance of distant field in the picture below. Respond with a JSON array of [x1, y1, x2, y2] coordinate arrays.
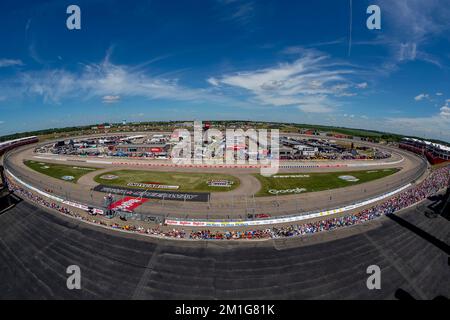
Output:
[[254, 168, 399, 196], [94, 170, 240, 193], [24, 160, 98, 183]]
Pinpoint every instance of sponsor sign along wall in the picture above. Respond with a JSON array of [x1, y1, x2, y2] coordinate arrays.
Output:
[[6, 170, 105, 215], [165, 183, 412, 227], [207, 180, 234, 187], [94, 184, 210, 202], [108, 196, 148, 212], [7, 169, 413, 228], [126, 182, 179, 190]]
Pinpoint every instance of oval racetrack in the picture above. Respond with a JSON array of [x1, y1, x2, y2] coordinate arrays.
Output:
[[4, 140, 428, 220], [0, 199, 449, 299]]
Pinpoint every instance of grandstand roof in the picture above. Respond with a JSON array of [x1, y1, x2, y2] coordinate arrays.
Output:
[[0, 136, 37, 148], [403, 137, 450, 152]]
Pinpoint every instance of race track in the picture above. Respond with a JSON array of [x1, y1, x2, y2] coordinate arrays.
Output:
[[3, 138, 428, 220]]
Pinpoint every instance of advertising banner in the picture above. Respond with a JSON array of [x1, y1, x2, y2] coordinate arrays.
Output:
[[108, 196, 148, 212], [94, 185, 210, 202], [164, 183, 412, 227], [207, 180, 234, 187], [126, 182, 179, 190]]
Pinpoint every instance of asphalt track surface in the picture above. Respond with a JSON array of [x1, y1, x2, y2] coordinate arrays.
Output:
[[3, 138, 428, 220], [0, 198, 449, 299]]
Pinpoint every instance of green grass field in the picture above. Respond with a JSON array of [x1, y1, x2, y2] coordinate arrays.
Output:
[[24, 160, 98, 183], [94, 170, 240, 193], [254, 168, 399, 196]]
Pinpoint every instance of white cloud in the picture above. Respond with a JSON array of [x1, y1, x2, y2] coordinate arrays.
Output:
[[298, 104, 333, 114], [337, 92, 357, 97], [386, 98, 450, 140], [0, 59, 23, 67], [399, 43, 417, 61], [230, 2, 254, 21], [13, 58, 218, 104], [374, 0, 450, 67], [209, 50, 360, 113], [440, 106, 450, 118], [356, 82, 368, 89], [414, 93, 430, 101], [102, 95, 121, 104], [216, 0, 255, 25], [440, 99, 450, 118], [281, 39, 345, 54], [386, 114, 450, 141], [207, 77, 220, 86], [436, 92, 443, 96]]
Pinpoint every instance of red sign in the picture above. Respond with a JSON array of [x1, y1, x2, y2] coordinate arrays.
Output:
[[108, 196, 148, 212], [226, 144, 246, 151], [150, 147, 162, 153]]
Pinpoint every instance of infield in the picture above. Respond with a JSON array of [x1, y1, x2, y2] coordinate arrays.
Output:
[[254, 168, 400, 196], [93, 170, 240, 192], [24, 160, 98, 183]]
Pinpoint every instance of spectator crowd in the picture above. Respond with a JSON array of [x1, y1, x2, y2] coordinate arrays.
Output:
[[6, 165, 450, 241]]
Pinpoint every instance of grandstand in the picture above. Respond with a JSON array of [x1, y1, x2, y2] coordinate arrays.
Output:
[[0, 198, 448, 299], [1, 127, 449, 300], [0, 136, 38, 157], [399, 137, 450, 164], [0, 164, 5, 186], [441, 184, 450, 220]]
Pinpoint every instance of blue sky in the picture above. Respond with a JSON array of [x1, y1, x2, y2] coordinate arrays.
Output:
[[0, 0, 449, 141]]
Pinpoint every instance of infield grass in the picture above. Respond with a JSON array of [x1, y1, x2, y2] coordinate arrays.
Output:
[[254, 168, 399, 196], [24, 160, 98, 183], [94, 170, 240, 193]]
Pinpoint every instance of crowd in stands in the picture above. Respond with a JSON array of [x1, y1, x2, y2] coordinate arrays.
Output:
[[5, 165, 450, 241]]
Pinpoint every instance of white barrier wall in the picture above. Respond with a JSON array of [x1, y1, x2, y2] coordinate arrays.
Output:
[[165, 183, 412, 227], [33, 154, 404, 169], [6, 167, 412, 228], [6, 169, 104, 215]]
